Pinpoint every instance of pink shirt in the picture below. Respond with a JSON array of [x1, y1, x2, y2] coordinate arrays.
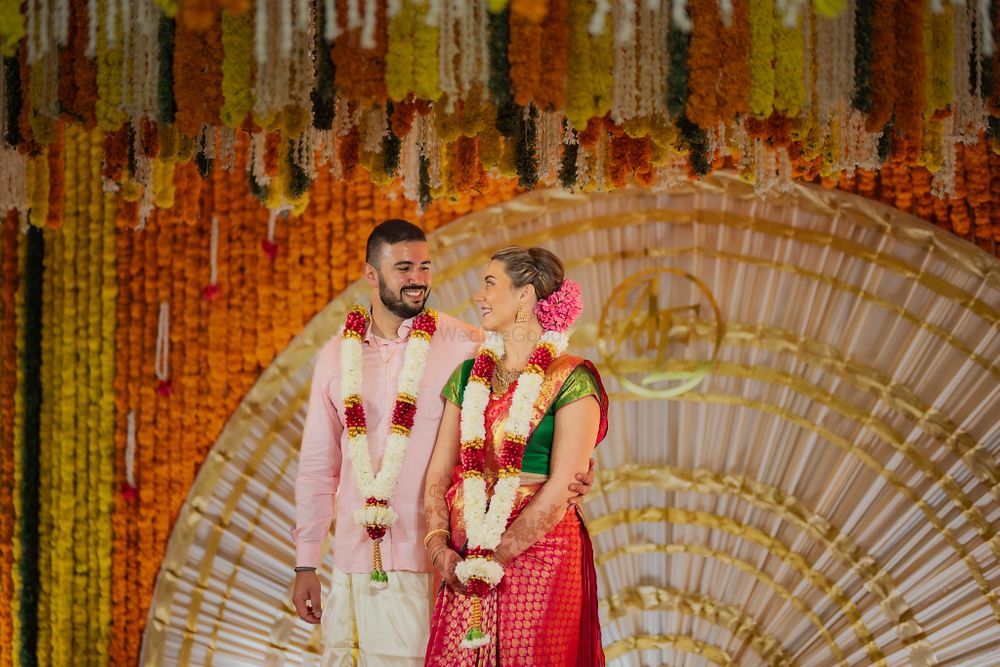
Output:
[[293, 310, 481, 572]]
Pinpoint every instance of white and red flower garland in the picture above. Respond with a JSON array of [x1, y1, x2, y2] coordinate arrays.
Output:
[[340, 304, 438, 590], [454, 329, 569, 648]]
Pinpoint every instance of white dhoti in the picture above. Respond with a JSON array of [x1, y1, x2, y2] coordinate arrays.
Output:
[[321, 568, 433, 667]]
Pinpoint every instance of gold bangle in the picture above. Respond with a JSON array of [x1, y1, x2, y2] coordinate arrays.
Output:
[[423, 528, 451, 547], [429, 545, 448, 566]]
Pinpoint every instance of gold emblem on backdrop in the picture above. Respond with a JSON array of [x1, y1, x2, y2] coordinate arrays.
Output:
[[598, 268, 723, 398]]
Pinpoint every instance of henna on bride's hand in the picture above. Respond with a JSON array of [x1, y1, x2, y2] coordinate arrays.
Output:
[[500, 502, 566, 558], [423, 480, 451, 528]]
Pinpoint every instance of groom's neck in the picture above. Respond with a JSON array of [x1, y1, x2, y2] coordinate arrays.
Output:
[[370, 301, 404, 340]]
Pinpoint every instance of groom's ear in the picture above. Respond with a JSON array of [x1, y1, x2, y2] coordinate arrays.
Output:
[[363, 262, 378, 288]]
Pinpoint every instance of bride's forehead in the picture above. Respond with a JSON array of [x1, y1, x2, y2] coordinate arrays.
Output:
[[480, 260, 508, 279]]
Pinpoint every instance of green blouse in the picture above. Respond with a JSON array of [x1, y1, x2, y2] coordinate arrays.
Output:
[[442, 359, 600, 475]]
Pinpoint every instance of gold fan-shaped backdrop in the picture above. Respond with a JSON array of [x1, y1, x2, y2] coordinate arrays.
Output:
[[140, 174, 1000, 666]]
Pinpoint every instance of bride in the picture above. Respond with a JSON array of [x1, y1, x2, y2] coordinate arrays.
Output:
[[421, 246, 608, 666]]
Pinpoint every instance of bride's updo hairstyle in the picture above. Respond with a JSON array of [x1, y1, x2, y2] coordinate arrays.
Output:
[[490, 246, 564, 301]]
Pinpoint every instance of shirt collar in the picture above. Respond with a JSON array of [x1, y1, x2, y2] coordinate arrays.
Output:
[[362, 309, 415, 345]]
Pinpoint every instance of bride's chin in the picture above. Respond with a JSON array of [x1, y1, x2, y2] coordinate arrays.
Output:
[[478, 316, 506, 333]]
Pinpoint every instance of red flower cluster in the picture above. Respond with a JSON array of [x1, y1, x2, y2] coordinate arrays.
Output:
[[461, 447, 485, 471], [411, 311, 439, 336], [472, 352, 497, 378], [344, 307, 369, 337], [345, 399, 366, 430], [466, 578, 490, 597], [527, 344, 553, 369], [365, 498, 388, 539], [498, 438, 526, 469], [391, 400, 416, 430]]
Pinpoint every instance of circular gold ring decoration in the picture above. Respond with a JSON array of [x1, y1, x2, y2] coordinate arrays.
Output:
[[599, 267, 724, 398]]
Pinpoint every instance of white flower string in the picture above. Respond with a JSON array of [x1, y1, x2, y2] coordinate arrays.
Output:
[[363, 105, 388, 154], [86, 0, 97, 58], [210, 216, 220, 286], [402, 125, 421, 202], [154, 302, 171, 396], [537, 111, 563, 186], [0, 149, 28, 216], [670, 0, 691, 32], [718, 0, 733, 27], [361, 0, 377, 49], [611, 0, 638, 124], [324, 0, 340, 41], [978, 0, 995, 57], [124, 410, 137, 491], [589, 0, 612, 35], [439, 0, 460, 111], [347, 0, 362, 31]]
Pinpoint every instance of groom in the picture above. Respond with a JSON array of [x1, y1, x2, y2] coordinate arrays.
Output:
[[291, 219, 594, 666]]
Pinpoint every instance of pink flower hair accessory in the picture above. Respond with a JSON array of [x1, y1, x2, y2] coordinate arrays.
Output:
[[534, 278, 583, 333]]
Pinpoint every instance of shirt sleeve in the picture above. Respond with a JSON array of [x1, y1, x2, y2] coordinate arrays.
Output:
[[553, 365, 600, 411], [442, 362, 468, 407], [292, 340, 343, 568]]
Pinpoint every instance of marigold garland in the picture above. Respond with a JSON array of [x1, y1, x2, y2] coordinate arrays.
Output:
[[865, 0, 896, 132], [534, 0, 568, 112], [19, 225, 43, 667], [773, 7, 805, 118], [891, 0, 925, 164], [410, 4, 441, 101], [686, 0, 723, 129], [45, 124, 64, 229], [509, 2, 542, 107], [0, 212, 19, 667], [717, 0, 750, 119], [386, 0, 440, 102], [174, 10, 224, 136], [57, 0, 98, 129], [220, 9, 253, 128], [925, 3, 953, 117], [332, 0, 388, 105], [25, 150, 49, 228], [0, 0, 24, 58], [749, 0, 775, 118], [564, 0, 611, 131], [96, 0, 127, 131]]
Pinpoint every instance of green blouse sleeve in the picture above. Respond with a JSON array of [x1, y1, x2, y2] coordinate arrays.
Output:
[[553, 365, 600, 410], [442, 360, 473, 407]]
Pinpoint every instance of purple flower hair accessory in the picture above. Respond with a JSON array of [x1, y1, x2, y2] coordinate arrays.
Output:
[[534, 278, 583, 333]]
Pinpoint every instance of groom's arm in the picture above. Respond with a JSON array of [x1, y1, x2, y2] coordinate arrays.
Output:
[[494, 396, 600, 565]]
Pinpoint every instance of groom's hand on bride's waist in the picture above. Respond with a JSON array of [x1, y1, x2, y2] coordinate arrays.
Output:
[[567, 458, 596, 507]]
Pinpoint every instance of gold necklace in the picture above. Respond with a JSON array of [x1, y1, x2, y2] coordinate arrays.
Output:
[[374, 341, 400, 366], [491, 358, 523, 397]]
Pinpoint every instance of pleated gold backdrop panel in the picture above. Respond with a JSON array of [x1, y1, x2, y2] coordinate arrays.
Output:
[[142, 174, 1000, 667]]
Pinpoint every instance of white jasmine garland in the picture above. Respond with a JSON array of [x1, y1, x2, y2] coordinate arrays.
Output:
[[340, 317, 434, 504], [354, 504, 398, 526], [458, 330, 569, 570], [455, 558, 504, 586]]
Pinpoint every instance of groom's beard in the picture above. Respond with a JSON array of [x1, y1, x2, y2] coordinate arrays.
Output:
[[378, 273, 430, 319]]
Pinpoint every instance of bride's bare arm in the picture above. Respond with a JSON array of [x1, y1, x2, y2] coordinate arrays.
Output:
[[494, 395, 600, 565], [423, 400, 464, 589]]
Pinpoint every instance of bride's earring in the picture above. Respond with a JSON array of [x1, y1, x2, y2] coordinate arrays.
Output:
[[515, 301, 528, 323]]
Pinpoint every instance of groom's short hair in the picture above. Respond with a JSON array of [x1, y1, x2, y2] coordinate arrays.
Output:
[[365, 219, 427, 265]]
